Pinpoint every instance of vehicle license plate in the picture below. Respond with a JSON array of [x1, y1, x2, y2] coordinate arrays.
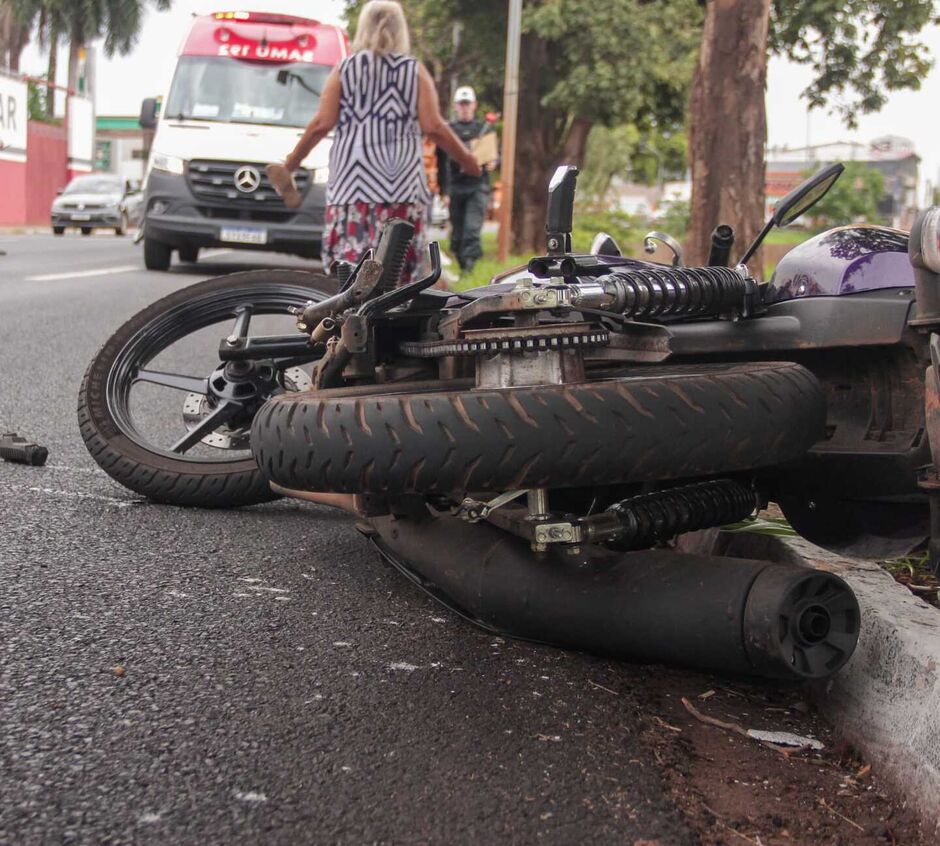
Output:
[[71, 213, 91, 221], [220, 226, 267, 245]]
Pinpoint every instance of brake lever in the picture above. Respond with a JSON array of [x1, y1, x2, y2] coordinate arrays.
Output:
[[298, 254, 382, 330], [337, 250, 373, 294], [358, 242, 442, 318]]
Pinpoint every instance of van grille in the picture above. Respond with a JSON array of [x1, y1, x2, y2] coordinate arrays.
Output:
[[187, 160, 311, 207], [198, 207, 296, 224]]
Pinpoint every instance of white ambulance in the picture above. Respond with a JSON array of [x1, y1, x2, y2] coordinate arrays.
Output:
[[139, 10, 348, 270]]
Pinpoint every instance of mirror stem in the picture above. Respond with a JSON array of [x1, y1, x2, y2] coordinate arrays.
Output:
[[738, 217, 774, 267]]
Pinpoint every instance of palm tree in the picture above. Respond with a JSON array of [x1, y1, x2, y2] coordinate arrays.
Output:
[[0, 1, 32, 71], [9, 0, 171, 94]]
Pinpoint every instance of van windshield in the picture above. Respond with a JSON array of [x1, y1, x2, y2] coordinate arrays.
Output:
[[164, 56, 330, 128]]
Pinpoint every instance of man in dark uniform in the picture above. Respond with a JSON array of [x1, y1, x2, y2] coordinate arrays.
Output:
[[436, 86, 496, 275]]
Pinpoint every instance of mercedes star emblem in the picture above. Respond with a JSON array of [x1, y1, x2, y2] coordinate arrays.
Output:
[[234, 166, 262, 193]]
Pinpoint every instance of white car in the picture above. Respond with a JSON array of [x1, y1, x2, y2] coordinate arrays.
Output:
[[51, 174, 143, 236]]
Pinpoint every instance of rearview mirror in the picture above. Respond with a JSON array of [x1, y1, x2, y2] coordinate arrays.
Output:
[[773, 163, 844, 227], [139, 97, 159, 130]]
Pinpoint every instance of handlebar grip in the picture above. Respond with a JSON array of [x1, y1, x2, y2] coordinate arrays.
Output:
[[374, 219, 416, 292], [1, 432, 48, 466]]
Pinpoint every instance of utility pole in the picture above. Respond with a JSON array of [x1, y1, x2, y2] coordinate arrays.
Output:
[[497, 0, 522, 262]]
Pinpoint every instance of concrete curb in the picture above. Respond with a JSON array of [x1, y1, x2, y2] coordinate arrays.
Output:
[[716, 530, 940, 830]]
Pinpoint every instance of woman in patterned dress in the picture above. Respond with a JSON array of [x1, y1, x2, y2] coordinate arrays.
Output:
[[267, 0, 480, 284]]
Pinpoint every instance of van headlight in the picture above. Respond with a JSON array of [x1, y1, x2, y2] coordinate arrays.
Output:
[[918, 207, 940, 273], [150, 153, 186, 176], [312, 167, 329, 185]]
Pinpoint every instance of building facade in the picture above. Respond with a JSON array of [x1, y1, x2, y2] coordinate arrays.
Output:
[[95, 115, 150, 183], [765, 136, 920, 228]]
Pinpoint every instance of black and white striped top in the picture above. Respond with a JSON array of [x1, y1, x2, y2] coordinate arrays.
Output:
[[327, 51, 431, 206]]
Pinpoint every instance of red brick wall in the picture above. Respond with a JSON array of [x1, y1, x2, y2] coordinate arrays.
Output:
[[26, 121, 69, 226], [0, 159, 27, 225]]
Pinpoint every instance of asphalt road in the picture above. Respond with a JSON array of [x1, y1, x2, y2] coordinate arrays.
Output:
[[0, 233, 695, 845]]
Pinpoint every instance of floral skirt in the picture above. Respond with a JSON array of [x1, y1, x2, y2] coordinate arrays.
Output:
[[323, 201, 427, 285]]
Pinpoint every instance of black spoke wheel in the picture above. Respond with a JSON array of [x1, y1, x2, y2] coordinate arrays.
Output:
[[79, 270, 335, 507]]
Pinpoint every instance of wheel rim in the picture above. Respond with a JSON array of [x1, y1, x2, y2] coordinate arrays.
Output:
[[105, 282, 325, 463]]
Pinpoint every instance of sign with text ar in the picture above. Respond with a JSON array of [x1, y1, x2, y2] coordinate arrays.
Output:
[[0, 72, 28, 162]]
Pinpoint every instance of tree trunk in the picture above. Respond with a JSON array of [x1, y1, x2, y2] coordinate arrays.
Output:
[[561, 117, 592, 169], [509, 36, 594, 255], [687, 0, 771, 270], [7, 20, 30, 72], [46, 31, 59, 118], [67, 37, 83, 95]]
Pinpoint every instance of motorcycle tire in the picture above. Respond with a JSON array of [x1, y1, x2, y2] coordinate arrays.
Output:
[[252, 361, 826, 495], [79, 270, 335, 508]]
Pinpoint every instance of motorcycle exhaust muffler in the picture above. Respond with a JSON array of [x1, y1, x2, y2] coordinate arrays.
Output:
[[366, 515, 859, 681]]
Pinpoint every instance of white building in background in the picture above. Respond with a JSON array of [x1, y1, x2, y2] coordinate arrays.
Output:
[[766, 135, 920, 227], [94, 116, 149, 182]]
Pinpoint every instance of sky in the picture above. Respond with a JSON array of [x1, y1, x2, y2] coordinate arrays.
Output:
[[18, 1, 940, 202]]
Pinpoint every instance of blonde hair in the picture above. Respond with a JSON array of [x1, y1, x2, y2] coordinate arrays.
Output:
[[352, 1, 411, 56]]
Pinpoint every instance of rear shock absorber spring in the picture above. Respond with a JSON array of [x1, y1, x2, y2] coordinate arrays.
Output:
[[582, 479, 760, 549], [593, 265, 747, 320]]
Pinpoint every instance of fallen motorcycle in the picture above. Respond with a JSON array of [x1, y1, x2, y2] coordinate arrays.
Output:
[[79, 163, 940, 681]]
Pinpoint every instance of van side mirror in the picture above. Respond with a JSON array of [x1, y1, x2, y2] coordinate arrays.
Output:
[[139, 97, 159, 130], [545, 165, 579, 255]]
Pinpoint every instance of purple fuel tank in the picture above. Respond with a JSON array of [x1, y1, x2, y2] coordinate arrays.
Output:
[[766, 225, 914, 303]]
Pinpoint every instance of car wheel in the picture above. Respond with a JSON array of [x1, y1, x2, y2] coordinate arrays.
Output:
[[178, 244, 200, 264], [143, 237, 173, 271], [52, 226, 65, 236], [115, 213, 128, 237], [81, 227, 93, 236]]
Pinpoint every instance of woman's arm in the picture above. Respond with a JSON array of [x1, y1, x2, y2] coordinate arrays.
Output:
[[284, 67, 342, 171], [417, 64, 482, 178]]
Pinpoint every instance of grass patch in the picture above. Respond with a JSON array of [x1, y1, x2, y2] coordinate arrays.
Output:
[[447, 232, 529, 292], [880, 555, 939, 607], [722, 516, 797, 537], [765, 228, 818, 246]]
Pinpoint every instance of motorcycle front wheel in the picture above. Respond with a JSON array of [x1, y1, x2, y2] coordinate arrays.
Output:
[[78, 269, 335, 508]]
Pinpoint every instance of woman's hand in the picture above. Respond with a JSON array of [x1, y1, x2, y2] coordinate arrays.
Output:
[[460, 153, 482, 178], [266, 163, 302, 209]]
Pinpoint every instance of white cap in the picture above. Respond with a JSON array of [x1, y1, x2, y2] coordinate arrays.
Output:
[[453, 85, 476, 104]]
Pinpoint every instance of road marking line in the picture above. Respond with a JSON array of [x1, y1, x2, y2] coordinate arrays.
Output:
[[201, 249, 234, 259], [0, 481, 142, 507], [26, 265, 139, 282], [23, 486, 142, 507]]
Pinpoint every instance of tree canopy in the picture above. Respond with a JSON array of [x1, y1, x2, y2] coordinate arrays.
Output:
[[770, 0, 939, 126], [344, 0, 702, 250], [806, 161, 886, 226], [10, 0, 170, 55], [345, 1, 937, 252]]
